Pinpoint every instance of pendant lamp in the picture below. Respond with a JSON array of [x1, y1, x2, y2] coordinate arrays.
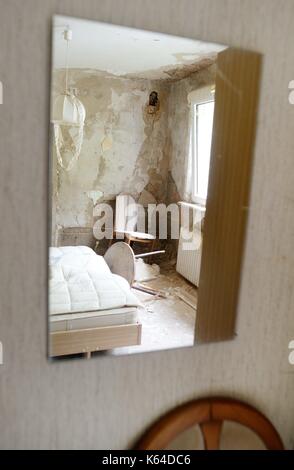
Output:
[[51, 29, 86, 171]]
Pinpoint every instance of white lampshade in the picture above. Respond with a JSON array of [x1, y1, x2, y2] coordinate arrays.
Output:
[[52, 93, 86, 127]]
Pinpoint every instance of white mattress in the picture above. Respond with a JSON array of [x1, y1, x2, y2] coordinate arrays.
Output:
[[49, 246, 139, 315], [50, 307, 138, 332]]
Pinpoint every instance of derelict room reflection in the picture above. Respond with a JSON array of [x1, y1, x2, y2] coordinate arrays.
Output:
[[49, 15, 227, 358]]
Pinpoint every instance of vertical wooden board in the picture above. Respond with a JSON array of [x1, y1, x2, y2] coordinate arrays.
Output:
[[196, 48, 262, 342]]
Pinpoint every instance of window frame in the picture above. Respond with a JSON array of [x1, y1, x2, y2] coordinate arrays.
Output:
[[191, 98, 215, 206]]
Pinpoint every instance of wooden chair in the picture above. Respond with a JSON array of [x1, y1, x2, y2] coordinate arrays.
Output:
[[110, 194, 156, 251], [135, 397, 284, 450]]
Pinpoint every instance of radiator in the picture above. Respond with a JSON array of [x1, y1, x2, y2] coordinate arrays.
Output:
[[176, 226, 202, 287]]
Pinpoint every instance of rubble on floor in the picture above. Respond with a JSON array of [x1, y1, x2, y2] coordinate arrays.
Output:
[[134, 258, 160, 282]]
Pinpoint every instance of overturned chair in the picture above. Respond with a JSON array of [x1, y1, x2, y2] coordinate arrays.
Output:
[[109, 194, 156, 252]]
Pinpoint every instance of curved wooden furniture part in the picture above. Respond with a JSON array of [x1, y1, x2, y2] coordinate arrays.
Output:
[[135, 397, 284, 450]]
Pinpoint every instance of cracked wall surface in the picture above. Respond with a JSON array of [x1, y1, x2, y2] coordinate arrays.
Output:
[[51, 70, 171, 243], [51, 63, 216, 244]]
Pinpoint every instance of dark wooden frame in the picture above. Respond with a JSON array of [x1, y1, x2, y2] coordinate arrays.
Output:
[[135, 397, 284, 450]]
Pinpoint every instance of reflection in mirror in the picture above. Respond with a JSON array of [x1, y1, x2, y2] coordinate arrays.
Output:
[[49, 15, 231, 359]]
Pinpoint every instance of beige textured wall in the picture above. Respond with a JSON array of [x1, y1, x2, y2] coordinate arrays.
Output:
[[0, 0, 294, 450]]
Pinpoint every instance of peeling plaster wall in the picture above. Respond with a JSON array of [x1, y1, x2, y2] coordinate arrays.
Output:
[[51, 70, 170, 242], [51, 63, 216, 244], [167, 64, 216, 201]]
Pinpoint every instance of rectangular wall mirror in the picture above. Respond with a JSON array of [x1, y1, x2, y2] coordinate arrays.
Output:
[[49, 15, 261, 359]]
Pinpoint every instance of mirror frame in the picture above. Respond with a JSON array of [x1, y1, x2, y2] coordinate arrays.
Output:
[[196, 47, 262, 342]]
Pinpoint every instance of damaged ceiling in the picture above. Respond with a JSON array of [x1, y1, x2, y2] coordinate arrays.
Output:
[[53, 15, 227, 80]]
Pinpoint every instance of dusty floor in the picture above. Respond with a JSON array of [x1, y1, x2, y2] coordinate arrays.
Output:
[[112, 261, 198, 355]]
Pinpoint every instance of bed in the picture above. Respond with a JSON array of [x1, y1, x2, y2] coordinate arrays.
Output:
[[49, 244, 141, 358]]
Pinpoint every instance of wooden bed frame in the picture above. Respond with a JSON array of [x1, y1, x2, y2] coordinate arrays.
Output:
[[50, 322, 142, 358], [49, 243, 141, 359]]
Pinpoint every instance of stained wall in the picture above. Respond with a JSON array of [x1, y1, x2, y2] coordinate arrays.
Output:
[[51, 70, 170, 242], [51, 64, 215, 243]]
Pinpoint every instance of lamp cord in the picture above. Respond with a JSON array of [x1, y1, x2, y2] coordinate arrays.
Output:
[[64, 31, 70, 94]]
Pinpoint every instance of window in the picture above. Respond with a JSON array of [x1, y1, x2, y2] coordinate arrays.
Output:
[[191, 100, 214, 204]]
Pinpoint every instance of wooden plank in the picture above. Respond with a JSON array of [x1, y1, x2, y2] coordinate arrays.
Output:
[[50, 323, 142, 357], [196, 48, 262, 342], [175, 289, 197, 310], [133, 283, 167, 298], [134, 250, 165, 258]]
